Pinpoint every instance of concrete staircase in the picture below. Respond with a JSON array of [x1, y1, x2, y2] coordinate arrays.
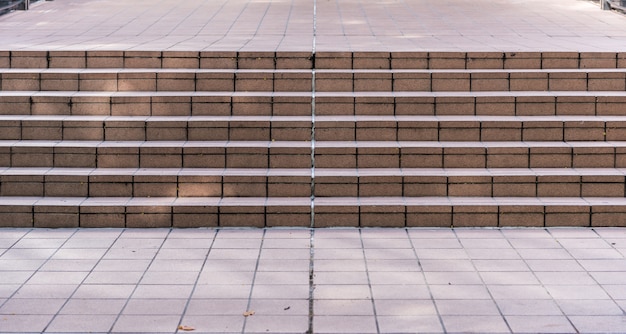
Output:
[[2, 50, 626, 228]]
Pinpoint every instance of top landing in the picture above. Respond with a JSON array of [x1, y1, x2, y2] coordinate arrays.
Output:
[[0, 0, 626, 53]]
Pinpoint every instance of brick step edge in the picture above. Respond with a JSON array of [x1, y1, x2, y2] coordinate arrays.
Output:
[[0, 196, 625, 228]]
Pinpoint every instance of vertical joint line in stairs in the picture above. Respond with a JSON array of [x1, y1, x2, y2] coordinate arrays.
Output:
[[310, 0, 317, 230], [308, 1, 318, 334]]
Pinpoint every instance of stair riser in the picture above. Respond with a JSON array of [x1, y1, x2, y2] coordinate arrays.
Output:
[[318, 122, 619, 142], [3, 71, 626, 92], [1, 176, 622, 198], [3, 95, 625, 117], [0, 148, 311, 168], [0, 96, 312, 116], [3, 51, 625, 70], [0, 147, 623, 168], [318, 73, 626, 92], [0, 176, 311, 197], [0, 121, 313, 141], [0, 206, 309, 228], [4, 119, 625, 141], [0, 73, 312, 92], [0, 204, 622, 228], [315, 149, 623, 169], [315, 97, 626, 116]]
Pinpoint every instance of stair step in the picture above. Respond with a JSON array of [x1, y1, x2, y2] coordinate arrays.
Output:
[[1, 140, 625, 168], [0, 140, 312, 168], [1, 196, 625, 228], [315, 68, 626, 93], [0, 167, 312, 197], [314, 141, 626, 169], [4, 114, 626, 141], [317, 115, 626, 142], [4, 51, 624, 70], [0, 69, 312, 92], [3, 91, 626, 117], [3, 68, 626, 92], [0, 115, 313, 141], [1, 167, 624, 198]]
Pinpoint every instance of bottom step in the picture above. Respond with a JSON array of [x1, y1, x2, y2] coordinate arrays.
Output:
[[1, 197, 626, 228]]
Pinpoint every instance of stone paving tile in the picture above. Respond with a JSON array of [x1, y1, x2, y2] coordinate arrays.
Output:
[[0, 314, 54, 333], [248, 299, 309, 316], [141, 271, 198, 285], [315, 299, 374, 316], [0, 298, 65, 315], [496, 299, 563, 316], [179, 315, 244, 333], [569, 315, 626, 333], [480, 271, 540, 285], [377, 315, 443, 333], [122, 298, 188, 315], [111, 315, 182, 333], [558, 299, 625, 316], [244, 315, 309, 333], [505, 315, 575, 333], [46, 314, 118, 333], [441, 315, 510, 333], [83, 271, 144, 285], [436, 299, 501, 316], [58, 298, 127, 315], [314, 315, 378, 333], [488, 285, 552, 300]]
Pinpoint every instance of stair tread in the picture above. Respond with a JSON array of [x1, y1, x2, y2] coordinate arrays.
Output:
[[4, 90, 626, 97], [0, 115, 314, 121], [0, 115, 626, 127], [4, 140, 626, 148], [1, 196, 625, 206], [4, 68, 626, 74], [2, 166, 625, 177], [6, 114, 626, 121]]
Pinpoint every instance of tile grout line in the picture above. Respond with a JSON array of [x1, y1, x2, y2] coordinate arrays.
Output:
[[358, 229, 381, 334], [503, 228, 579, 333], [107, 228, 173, 333], [306, 228, 315, 334], [405, 228, 448, 333], [36, 228, 100, 332], [241, 228, 266, 334], [174, 229, 219, 333], [451, 228, 514, 334]]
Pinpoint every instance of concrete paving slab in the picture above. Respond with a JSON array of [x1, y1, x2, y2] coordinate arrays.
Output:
[[1, 227, 626, 333], [1, 0, 626, 52]]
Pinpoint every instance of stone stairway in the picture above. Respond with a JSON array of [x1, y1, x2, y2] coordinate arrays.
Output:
[[2, 50, 626, 228]]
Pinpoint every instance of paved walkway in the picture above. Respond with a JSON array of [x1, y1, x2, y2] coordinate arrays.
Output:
[[0, 227, 626, 333], [1, 0, 626, 52]]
